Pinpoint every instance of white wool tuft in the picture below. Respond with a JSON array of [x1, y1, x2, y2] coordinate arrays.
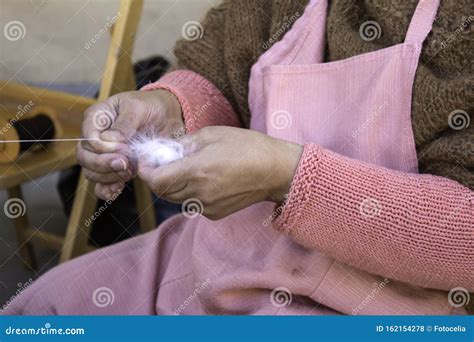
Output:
[[129, 134, 184, 167]]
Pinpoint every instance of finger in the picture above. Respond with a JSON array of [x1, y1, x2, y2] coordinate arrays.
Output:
[[178, 126, 222, 156], [100, 97, 145, 144], [100, 118, 138, 144], [161, 185, 194, 204], [83, 168, 131, 184], [95, 183, 110, 200], [77, 147, 130, 173], [178, 131, 206, 156], [82, 100, 125, 154], [95, 183, 124, 201], [138, 157, 193, 196]]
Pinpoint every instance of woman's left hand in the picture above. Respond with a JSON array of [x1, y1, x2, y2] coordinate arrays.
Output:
[[138, 126, 303, 220]]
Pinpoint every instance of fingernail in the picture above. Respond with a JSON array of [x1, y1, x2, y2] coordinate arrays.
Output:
[[111, 159, 127, 171], [111, 183, 122, 193]]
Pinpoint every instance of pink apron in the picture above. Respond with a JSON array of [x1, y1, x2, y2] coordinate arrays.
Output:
[[159, 0, 453, 315], [4, 0, 461, 316]]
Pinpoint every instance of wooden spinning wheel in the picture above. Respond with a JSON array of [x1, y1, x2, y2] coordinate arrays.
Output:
[[0, 0, 156, 269]]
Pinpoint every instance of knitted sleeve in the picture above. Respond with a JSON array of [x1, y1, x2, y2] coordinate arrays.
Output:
[[141, 70, 241, 133], [172, 0, 247, 126], [273, 143, 474, 291], [171, 0, 289, 128]]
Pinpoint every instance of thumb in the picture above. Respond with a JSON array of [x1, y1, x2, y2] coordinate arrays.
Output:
[[178, 131, 204, 157], [100, 113, 138, 144]]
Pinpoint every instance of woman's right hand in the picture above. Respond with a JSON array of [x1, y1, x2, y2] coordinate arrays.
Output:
[[77, 89, 184, 200]]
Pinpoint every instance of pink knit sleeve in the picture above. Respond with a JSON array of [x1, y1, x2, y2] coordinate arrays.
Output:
[[273, 143, 473, 291], [141, 70, 241, 133]]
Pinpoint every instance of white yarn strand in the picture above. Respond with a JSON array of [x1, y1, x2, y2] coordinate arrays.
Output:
[[0, 133, 184, 168]]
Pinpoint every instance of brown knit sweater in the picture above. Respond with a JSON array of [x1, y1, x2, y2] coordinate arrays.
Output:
[[173, 0, 473, 188]]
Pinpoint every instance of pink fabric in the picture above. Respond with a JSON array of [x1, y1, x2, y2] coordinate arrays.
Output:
[[247, 0, 470, 314], [141, 70, 241, 133], [1, 216, 208, 315], [2, 0, 471, 316], [250, 0, 420, 173], [274, 144, 473, 291]]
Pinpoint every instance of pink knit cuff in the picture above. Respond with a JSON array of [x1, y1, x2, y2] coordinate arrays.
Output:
[[141, 70, 241, 133], [273, 144, 323, 235], [273, 143, 473, 291]]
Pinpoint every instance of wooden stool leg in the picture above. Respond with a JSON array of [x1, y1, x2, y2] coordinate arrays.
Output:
[[59, 0, 145, 260], [59, 172, 97, 263], [133, 178, 156, 233], [7, 186, 36, 270]]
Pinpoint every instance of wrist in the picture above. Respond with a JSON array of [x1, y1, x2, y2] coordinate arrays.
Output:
[[152, 89, 185, 137], [269, 139, 303, 204]]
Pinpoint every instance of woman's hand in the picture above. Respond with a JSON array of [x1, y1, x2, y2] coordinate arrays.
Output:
[[138, 126, 303, 220], [77, 90, 184, 200]]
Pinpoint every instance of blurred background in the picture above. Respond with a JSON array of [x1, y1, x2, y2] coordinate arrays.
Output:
[[0, 0, 219, 307], [0, 0, 218, 83]]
